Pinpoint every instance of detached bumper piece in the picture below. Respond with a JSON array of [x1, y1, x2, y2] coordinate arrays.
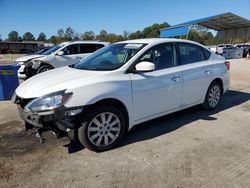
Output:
[[18, 106, 81, 143]]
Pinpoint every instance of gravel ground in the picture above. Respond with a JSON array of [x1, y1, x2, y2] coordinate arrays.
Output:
[[0, 58, 250, 188]]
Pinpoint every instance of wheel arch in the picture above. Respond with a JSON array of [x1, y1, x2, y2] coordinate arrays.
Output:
[[82, 98, 129, 132], [211, 78, 224, 95], [39, 62, 54, 69]]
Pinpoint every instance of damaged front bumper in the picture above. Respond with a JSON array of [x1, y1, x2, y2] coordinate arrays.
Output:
[[17, 105, 82, 143]]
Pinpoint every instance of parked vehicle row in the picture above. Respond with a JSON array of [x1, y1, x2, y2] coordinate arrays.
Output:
[[206, 44, 250, 59], [13, 38, 230, 152], [216, 44, 233, 55], [14, 41, 109, 78], [235, 44, 250, 57]]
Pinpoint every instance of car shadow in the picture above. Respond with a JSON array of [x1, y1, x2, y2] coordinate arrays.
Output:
[[118, 89, 250, 148], [63, 139, 85, 154], [65, 89, 250, 153]]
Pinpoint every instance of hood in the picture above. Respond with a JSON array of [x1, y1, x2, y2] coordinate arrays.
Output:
[[15, 54, 44, 62], [15, 66, 109, 98]]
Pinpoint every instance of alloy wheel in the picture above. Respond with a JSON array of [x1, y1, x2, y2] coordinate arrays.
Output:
[[87, 112, 121, 147], [208, 85, 221, 108]]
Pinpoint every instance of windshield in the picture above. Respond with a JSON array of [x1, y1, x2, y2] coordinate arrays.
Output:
[[43, 45, 63, 55], [35, 48, 50, 54], [74, 43, 147, 71]]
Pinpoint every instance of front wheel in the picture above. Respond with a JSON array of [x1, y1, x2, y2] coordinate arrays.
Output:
[[77, 106, 126, 152], [202, 81, 222, 110], [37, 65, 52, 74]]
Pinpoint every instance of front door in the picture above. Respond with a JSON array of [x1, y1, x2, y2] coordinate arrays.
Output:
[[54, 44, 82, 67], [130, 43, 183, 121]]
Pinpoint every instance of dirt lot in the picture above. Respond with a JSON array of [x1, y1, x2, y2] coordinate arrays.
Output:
[[1, 59, 250, 188], [0, 54, 26, 65]]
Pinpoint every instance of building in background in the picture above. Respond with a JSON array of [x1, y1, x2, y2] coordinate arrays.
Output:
[[0, 41, 53, 54], [160, 12, 250, 41]]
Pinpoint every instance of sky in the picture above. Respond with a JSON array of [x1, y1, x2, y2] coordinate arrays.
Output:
[[0, 0, 250, 39]]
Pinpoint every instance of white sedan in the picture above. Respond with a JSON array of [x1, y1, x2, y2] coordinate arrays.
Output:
[[13, 38, 230, 152]]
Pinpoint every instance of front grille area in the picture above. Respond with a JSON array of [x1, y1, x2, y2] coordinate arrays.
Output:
[[15, 96, 34, 109]]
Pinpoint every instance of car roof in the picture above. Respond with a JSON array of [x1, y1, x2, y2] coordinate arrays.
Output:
[[60, 41, 110, 46], [117, 38, 205, 47]]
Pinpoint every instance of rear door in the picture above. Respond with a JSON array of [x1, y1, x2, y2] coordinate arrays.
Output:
[[177, 42, 213, 106]]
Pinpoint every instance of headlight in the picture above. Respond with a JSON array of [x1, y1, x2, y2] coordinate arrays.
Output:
[[25, 90, 72, 112], [31, 60, 41, 69]]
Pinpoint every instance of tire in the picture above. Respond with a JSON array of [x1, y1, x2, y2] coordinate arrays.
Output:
[[202, 81, 222, 110], [37, 65, 52, 74], [77, 106, 126, 152]]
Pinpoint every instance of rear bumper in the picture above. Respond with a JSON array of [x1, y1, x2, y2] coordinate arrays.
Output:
[[223, 72, 230, 94]]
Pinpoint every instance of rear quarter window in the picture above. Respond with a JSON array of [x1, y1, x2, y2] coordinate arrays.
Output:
[[200, 47, 211, 60]]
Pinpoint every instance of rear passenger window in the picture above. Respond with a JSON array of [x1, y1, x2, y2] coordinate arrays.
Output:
[[178, 43, 204, 65], [80, 44, 104, 53]]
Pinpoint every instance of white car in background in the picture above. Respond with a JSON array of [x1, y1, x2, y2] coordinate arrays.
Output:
[[13, 38, 230, 152], [207, 45, 216, 53], [216, 44, 233, 55], [14, 53, 48, 78], [17, 41, 109, 78]]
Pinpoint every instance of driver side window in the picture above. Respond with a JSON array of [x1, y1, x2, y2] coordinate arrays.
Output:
[[138, 43, 176, 70]]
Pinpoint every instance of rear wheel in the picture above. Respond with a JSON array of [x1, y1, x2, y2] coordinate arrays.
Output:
[[37, 65, 52, 74], [202, 81, 222, 110], [77, 106, 126, 152]]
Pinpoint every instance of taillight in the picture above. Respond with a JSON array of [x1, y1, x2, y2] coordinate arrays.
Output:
[[224, 61, 230, 70]]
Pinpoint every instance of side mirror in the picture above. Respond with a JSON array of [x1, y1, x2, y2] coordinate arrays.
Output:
[[57, 51, 64, 56], [135, 61, 155, 72]]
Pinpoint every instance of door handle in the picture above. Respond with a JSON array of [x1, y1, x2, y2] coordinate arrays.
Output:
[[204, 70, 212, 75], [172, 75, 181, 82]]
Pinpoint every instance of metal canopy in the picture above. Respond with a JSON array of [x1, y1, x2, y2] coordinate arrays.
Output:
[[160, 26, 190, 38], [160, 12, 250, 38]]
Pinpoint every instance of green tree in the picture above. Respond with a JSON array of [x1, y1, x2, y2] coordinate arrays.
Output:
[[8, 31, 19, 41], [23, 32, 35, 41], [64, 27, 75, 40], [188, 30, 202, 43], [142, 23, 170, 38], [57, 29, 64, 39], [37, 32, 46, 41], [96, 30, 109, 41], [123, 31, 130, 40], [107, 33, 121, 43], [49, 35, 60, 44], [128, 22, 170, 39], [0, 34, 2, 41], [73, 33, 81, 41], [82, 31, 95, 40], [18, 36, 23, 42], [129, 30, 143, 39]]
